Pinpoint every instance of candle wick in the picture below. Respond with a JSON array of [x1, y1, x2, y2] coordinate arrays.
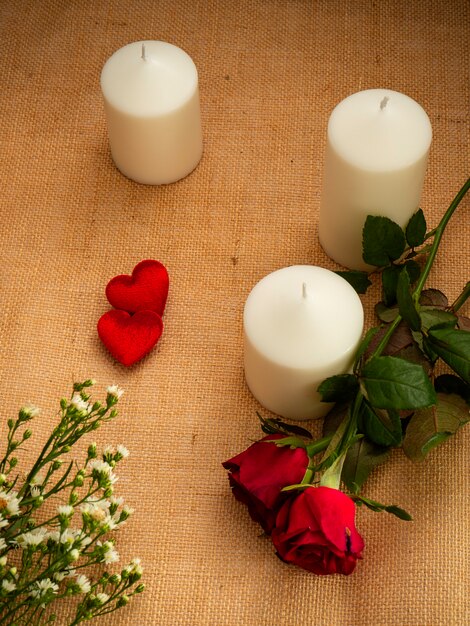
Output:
[[141, 43, 146, 61], [380, 96, 389, 111], [302, 282, 308, 299]]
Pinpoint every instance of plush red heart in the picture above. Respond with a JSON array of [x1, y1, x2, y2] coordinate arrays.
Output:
[[97, 309, 163, 367], [105, 259, 169, 316]]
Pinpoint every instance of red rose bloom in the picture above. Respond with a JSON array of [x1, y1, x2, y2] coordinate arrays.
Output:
[[271, 486, 364, 575], [222, 435, 309, 533]]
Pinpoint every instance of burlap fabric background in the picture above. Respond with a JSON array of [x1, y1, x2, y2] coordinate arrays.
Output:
[[0, 1, 469, 625]]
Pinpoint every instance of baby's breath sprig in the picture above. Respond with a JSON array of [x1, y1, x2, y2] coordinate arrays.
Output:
[[0, 382, 144, 625]]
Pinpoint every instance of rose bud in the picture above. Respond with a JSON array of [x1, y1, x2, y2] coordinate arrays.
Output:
[[271, 486, 364, 575], [222, 435, 309, 534]]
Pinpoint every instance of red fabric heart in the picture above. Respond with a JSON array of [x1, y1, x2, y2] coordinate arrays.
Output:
[[97, 309, 163, 367], [105, 259, 169, 316]]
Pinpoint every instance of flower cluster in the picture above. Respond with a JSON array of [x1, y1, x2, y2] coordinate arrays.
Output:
[[225, 180, 470, 576], [0, 381, 144, 625]]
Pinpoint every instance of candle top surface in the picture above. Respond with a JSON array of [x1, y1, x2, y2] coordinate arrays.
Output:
[[244, 266, 364, 368], [328, 89, 432, 171], [100, 41, 198, 117]]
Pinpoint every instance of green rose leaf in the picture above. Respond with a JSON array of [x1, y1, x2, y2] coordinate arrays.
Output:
[[420, 308, 457, 331], [435, 374, 470, 402], [335, 270, 372, 294], [381, 265, 402, 306], [396, 268, 421, 331], [458, 315, 470, 331], [359, 401, 402, 446], [404, 259, 422, 284], [264, 436, 307, 449], [375, 302, 399, 323], [403, 392, 470, 461], [384, 505, 413, 521], [405, 209, 427, 248], [258, 413, 313, 439], [341, 437, 390, 493], [419, 288, 448, 308], [353, 494, 413, 520], [362, 215, 406, 266], [318, 374, 359, 403], [426, 327, 470, 384], [361, 356, 436, 409]]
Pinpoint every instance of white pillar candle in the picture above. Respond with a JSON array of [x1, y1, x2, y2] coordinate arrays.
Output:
[[319, 89, 432, 270], [100, 41, 203, 185], [243, 266, 364, 420]]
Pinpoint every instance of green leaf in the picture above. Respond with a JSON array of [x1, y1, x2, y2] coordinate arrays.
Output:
[[403, 392, 470, 461], [353, 494, 412, 520], [359, 401, 402, 446], [257, 413, 313, 439], [341, 437, 390, 493], [384, 505, 413, 521], [419, 289, 448, 308], [335, 270, 372, 294], [396, 268, 421, 331], [363, 215, 406, 266], [375, 302, 399, 323], [264, 436, 307, 449], [427, 327, 470, 384], [381, 265, 402, 306], [405, 209, 427, 247], [404, 260, 421, 284], [458, 316, 470, 331], [435, 374, 470, 403], [318, 374, 359, 403], [420, 308, 457, 331], [361, 356, 436, 409]]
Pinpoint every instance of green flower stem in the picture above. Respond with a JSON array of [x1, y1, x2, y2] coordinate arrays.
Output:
[[301, 435, 333, 484], [413, 177, 470, 303], [451, 280, 470, 313]]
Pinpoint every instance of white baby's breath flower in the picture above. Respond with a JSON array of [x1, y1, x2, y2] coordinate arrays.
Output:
[[70, 394, 91, 413], [116, 444, 129, 458], [69, 548, 80, 562], [53, 568, 75, 582], [101, 514, 118, 531], [0, 490, 22, 517], [106, 385, 124, 399], [110, 496, 124, 507], [30, 473, 45, 486], [97, 540, 120, 564], [28, 578, 59, 600], [57, 505, 74, 518], [20, 403, 40, 418], [89, 460, 114, 477], [0, 537, 7, 550], [47, 528, 77, 546], [0, 515, 8, 530], [103, 445, 114, 457], [96, 592, 110, 605], [75, 574, 91, 594], [103, 546, 120, 564], [30, 486, 41, 498], [1, 579, 16, 592], [17, 527, 48, 548]]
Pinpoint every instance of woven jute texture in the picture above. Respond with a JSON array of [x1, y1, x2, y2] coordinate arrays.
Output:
[[0, 1, 469, 625]]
